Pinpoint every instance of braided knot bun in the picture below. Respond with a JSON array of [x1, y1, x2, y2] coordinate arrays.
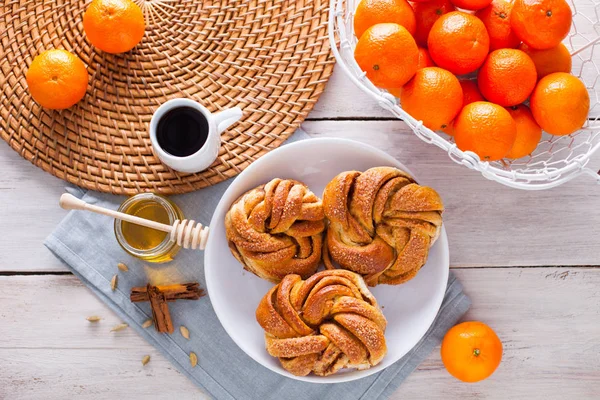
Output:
[[256, 269, 387, 376], [225, 178, 325, 282], [323, 167, 443, 286]]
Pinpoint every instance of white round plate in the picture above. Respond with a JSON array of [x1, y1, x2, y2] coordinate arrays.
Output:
[[205, 137, 449, 383]]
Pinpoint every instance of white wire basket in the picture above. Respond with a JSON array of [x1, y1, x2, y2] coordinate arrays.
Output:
[[329, 0, 600, 190]]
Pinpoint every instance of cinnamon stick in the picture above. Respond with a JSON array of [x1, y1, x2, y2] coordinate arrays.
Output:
[[147, 284, 174, 334], [130, 282, 204, 303]]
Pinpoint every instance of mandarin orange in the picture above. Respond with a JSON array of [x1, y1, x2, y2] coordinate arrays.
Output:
[[428, 12, 490, 75], [506, 105, 542, 158], [530, 72, 589, 135], [519, 43, 572, 79], [478, 49, 537, 106], [412, 0, 456, 47], [454, 101, 517, 161], [354, 0, 417, 38], [441, 321, 503, 383], [26, 49, 89, 110], [83, 0, 145, 54], [476, 0, 521, 50], [355, 23, 419, 88], [511, 0, 572, 49], [401, 67, 463, 130]]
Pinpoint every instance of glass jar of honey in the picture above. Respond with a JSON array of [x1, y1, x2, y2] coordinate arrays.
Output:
[[114, 193, 184, 263]]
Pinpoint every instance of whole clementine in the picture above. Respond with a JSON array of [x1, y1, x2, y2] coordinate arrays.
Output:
[[428, 12, 490, 75], [478, 49, 537, 106], [506, 105, 542, 158], [83, 0, 145, 54], [355, 23, 419, 88], [476, 0, 521, 50], [26, 49, 89, 110], [530, 72, 589, 135], [450, 0, 492, 11], [354, 0, 417, 39], [454, 101, 517, 160], [441, 321, 503, 383], [511, 0, 572, 50], [401, 67, 463, 130], [412, 0, 456, 48], [417, 47, 436, 69], [519, 43, 572, 79]]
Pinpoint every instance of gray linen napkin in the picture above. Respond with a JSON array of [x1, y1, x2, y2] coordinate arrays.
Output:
[[45, 130, 471, 400]]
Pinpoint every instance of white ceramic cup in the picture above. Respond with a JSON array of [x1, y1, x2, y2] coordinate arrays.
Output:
[[149, 98, 243, 173]]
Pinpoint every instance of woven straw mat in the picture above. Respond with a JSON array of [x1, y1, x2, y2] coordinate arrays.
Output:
[[0, 0, 334, 194]]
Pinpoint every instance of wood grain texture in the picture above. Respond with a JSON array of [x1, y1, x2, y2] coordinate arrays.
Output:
[[2, 120, 600, 272], [0, 142, 68, 271], [1, 269, 599, 399]]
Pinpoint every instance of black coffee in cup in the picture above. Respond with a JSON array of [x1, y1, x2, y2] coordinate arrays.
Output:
[[156, 106, 209, 157]]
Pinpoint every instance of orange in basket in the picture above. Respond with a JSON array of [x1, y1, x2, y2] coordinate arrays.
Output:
[[441, 321, 503, 383], [428, 12, 490, 75], [26, 49, 89, 110], [530, 72, 590, 136], [354, 23, 419, 88], [412, 0, 456, 48], [476, 0, 521, 50], [354, 0, 417, 38], [519, 43, 572, 79], [511, 0, 572, 49], [506, 105, 543, 159], [83, 0, 146, 54], [477, 49, 537, 106], [401, 67, 463, 130], [454, 101, 517, 161]]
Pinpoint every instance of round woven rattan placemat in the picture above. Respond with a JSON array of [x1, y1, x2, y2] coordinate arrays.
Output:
[[0, 0, 334, 194]]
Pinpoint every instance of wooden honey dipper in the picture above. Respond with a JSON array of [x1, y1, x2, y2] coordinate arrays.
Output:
[[59, 193, 209, 250]]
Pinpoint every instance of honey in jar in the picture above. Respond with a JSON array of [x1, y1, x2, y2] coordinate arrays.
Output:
[[114, 193, 183, 263]]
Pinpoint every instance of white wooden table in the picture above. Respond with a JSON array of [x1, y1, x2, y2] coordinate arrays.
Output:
[[2, 67, 600, 399]]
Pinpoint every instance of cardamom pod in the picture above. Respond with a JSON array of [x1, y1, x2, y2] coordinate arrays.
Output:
[[110, 323, 128, 332], [189, 352, 198, 367], [180, 326, 190, 340], [142, 319, 153, 329]]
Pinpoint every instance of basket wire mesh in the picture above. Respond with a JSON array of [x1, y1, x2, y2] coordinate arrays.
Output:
[[329, 0, 600, 189]]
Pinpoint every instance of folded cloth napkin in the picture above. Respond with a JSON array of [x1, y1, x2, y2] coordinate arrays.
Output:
[[45, 129, 471, 400]]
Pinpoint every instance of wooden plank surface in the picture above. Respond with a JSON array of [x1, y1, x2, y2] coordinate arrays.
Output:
[[1, 268, 599, 399], [2, 119, 600, 272]]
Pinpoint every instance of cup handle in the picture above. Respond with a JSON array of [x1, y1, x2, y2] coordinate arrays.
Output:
[[213, 107, 243, 134]]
